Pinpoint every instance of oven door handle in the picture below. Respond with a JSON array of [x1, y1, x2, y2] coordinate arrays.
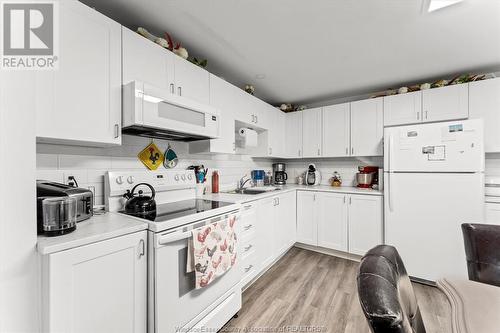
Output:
[[158, 230, 193, 245]]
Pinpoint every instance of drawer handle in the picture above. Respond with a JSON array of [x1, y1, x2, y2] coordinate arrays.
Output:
[[244, 224, 253, 230], [244, 265, 253, 272], [244, 244, 253, 251]]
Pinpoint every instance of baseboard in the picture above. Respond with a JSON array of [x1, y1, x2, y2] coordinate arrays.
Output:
[[293, 243, 363, 262]]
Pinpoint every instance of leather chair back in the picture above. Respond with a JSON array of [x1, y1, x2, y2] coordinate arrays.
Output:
[[357, 245, 426, 333], [462, 223, 500, 287]]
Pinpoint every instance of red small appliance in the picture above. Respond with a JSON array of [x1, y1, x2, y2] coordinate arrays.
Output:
[[356, 166, 379, 188]]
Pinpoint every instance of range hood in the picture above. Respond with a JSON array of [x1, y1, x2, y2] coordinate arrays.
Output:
[[122, 81, 220, 142]]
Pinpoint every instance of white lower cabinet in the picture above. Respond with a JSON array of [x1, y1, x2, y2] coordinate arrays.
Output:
[[296, 191, 383, 255], [317, 192, 348, 251], [41, 231, 147, 333], [348, 195, 384, 256], [241, 191, 297, 288]]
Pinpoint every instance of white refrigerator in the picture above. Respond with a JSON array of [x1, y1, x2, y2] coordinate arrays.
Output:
[[384, 119, 484, 282]]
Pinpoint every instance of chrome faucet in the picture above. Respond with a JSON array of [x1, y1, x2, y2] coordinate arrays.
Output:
[[237, 175, 252, 191]]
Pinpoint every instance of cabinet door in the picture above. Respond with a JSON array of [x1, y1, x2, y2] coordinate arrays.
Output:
[[316, 192, 348, 252], [469, 78, 500, 153], [383, 91, 422, 126], [256, 197, 276, 269], [302, 107, 323, 158], [275, 191, 297, 255], [296, 191, 317, 245], [285, 111, 303, 158], [45, 231, 147, 333], [350, 98, 383, 156], [348, 195, 383, 256], [174, 57, 210, 104], [35, 0, 121, 146], [122, 27, 174, 89], [422, 84, 468, 123], [322, 103, 350, 157], [269, 109, 285, 157], [190, 74, 235, 154]]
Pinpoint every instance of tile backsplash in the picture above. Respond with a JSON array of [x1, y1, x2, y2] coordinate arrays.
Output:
[[36, 135, 274, 205]]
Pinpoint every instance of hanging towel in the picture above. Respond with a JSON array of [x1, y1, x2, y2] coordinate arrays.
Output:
[[187, 214, 238, 289]]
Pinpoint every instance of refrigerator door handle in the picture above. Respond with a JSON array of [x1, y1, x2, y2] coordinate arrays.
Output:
[[387, 133, 394, 212]]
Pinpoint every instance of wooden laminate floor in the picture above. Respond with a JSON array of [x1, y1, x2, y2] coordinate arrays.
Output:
[[223, 247, 451, 333]]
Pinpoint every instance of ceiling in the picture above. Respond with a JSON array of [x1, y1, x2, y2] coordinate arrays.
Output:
[[81, 0, 500, 106]]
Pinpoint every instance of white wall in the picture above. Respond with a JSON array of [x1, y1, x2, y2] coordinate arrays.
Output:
[[0, 73, 39, 332]]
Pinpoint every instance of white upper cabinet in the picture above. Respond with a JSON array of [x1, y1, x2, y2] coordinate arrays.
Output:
[[189, 74, 235, 154], [268, 108, 285, 157], [322, 103, 350, 157], [348, 195, 383, 256], [122, 27, 174, 89], [317, 192, 348, 252], [469, 78, 500, 153], [234, 92, 270, 130], [173, 56, 210, 104], [285, 111, 303, 158], [42, 231, 147, 333], [122, 27, 209, 105], [421, 84, 468, 123], [383, 91, 422, 126], [302, 107, 323, 158], [350, 98, 384, 156], [36, 0, 122, 146]]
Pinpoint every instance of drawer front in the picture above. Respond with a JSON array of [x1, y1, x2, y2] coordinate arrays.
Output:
[[240, 218, 256, 239]]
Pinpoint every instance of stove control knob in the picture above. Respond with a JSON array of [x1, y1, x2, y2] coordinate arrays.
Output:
[[187, 174, 193, 181], [116, 176, 124, 185], [174, 174, 180, 181], [127, 176, 134, 184], [181, 174, 186, 181]]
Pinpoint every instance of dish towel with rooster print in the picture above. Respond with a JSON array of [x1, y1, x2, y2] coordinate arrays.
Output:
[[187, 214, 238, 289]]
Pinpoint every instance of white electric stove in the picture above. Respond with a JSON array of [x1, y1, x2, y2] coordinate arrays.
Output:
[[105, 170, 242, 333]]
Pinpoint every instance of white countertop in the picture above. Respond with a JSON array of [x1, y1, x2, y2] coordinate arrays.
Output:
[[203, 185, 383, 204], [37, 212, 148, 255]]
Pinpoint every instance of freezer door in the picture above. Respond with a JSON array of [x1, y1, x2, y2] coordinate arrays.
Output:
[[384, 172, 484, 281], [384, 119, 484, 172]]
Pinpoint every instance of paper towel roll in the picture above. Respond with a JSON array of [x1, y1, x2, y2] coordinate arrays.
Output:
[[238, 128, 258, 147]]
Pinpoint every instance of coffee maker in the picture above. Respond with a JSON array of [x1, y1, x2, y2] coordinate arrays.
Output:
[[272, 163, 288, 185]]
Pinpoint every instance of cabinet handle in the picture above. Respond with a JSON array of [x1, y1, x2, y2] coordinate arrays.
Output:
[[345, 147, 348, 155], [114, 124, 119, 138], [298, 149, 301, 157], [138, 239, 145, 258], [269, 147, 272, 155], [276, 197, 280, 205], [349, 197, 352, 205], [243, 204, 252, 210], [251, 115, 255, 123], [244, 244, 253, 251], [317, 148, 321, 156], [417, 111, 420, 121], [343, 196, 346, 204], [255, 115, 258, 123], [233, 142, 236, 152], [425, 111, 428, 119], [351, 147, 354, 155], [244, 224, 253, 230], [178, 86, 182, 96], [170, 83, 174, 94], [244, 265, 254, 272]]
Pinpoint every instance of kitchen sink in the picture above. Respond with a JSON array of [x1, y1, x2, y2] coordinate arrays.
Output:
[[224, 187, 281, 195]]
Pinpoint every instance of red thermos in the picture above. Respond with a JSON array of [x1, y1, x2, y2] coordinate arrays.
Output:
[[211, 171, 219, 193]]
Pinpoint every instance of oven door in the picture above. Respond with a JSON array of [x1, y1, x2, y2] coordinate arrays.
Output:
[[151, 212, 242, 333]]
